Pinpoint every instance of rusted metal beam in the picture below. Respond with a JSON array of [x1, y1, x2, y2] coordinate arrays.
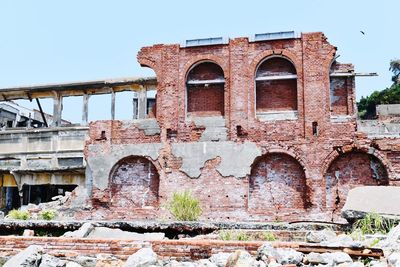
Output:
[[35, 98, 48, 127], [296, 244, 383, 258]]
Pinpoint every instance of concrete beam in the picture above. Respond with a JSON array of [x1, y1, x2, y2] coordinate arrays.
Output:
[[137, 86, 147, 119]]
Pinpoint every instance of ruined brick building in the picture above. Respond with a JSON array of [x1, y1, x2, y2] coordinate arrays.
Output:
[[1, 31, 399, 222]]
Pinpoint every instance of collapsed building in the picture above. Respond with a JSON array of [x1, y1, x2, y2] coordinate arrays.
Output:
[[0, 31, 399, 222]]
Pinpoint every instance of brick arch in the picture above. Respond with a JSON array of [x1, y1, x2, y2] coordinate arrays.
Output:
[[250, 50, 301, 78], [324, 149, 389, 218], [109, 156, 160, 208], [321, 146, 394, 180], [182, 55, 229, 82], [248, 152, 310, 219]]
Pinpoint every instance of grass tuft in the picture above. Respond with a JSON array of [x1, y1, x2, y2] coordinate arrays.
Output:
[[167, 190, 202, 221]]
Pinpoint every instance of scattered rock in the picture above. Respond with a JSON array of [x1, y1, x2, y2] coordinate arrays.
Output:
[[39, 254, 67, 267], [330, 252, 353, 264], [63, 222, 94, 238], [164, 260, 195, 267], [275, 248, 303, 265], [256, 242, 280, 262], [209, 252, 231, 267], [196, 259, 217, 267], [369, 260, 388, 267], [388, 252, 400, 267], [95, 254, 124, 267], [382, 223, 400, 249], [74, 255, 97, 267], [305, 252, 324, 264], [124, 247, 157, 267], [225, 250, 257, 267], [3, 245, 43, 267], [306, 229, 337, 243], [23, 229, 35, 236], [321, 234, 362, 248], [66, 262, 83, 267], [337, 263, 364, 267], [87, 227, 164, 240]]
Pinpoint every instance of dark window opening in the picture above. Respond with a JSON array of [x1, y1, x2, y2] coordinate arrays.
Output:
[[0, 187, 20, 212], [312, 121, 318, 136], [22, 184, 78, 205]]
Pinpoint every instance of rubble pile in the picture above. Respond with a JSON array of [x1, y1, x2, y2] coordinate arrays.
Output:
[[13, 186, 90, 221], [3, 223, 400, 267]]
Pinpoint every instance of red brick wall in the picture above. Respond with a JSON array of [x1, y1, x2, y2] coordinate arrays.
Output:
[[330, 77, 349, 115], [256, 80, 297, 111], [110, 156, 159, 208], [325, 152, 389, 216], [249, 153, 308, 218], [187, 84, 225, 116], [81, 32, 400, 222]]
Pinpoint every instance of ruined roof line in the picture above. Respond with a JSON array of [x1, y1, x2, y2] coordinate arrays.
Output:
[[0, 76, 157, 101]]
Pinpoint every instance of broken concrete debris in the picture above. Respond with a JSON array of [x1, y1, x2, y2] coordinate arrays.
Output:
[[342, 186, 400, 221], [62, 222, 165, 241]]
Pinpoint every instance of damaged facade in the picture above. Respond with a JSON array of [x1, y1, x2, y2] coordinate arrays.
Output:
[[1, 31, 400, 222]]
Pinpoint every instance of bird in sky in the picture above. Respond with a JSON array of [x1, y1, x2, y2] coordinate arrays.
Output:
[[360, 31, 365, 35]]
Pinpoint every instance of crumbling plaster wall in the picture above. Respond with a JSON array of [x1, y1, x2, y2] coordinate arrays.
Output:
[[82, 32, 400, 222]]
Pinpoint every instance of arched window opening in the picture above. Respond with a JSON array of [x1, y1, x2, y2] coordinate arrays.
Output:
[[330, 61, 351, 116], [110, 156, 159, 208], [325, 151, 388, 220], [186, 62, 225, 117], [255, 57, 298, 120]]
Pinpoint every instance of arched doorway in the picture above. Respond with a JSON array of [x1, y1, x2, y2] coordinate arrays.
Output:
[[110, 156, 160, 208], [249, 153, 308, 217], [325, 151, 388, 215]]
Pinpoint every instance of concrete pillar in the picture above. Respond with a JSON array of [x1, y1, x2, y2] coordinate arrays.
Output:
[[27, 113, 32, 128], [111, 90, 115, 120], [82, 93, 89, 126], [137, 86, 147, 119], [52, 92, 62, 127]]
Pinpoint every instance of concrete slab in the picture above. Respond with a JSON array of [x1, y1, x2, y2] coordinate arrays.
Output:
[[342, 186, 400, 220]]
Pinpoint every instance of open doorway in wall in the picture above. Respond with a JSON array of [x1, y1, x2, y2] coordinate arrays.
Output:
[[255, 57, 298, 120], [0, 174, 20, 212], [186, 62, 225, 117], [249, 153, 309, 219], [21, 184, 77, 205], [109, 156, 159, 208], [325, 151, 388, 220]]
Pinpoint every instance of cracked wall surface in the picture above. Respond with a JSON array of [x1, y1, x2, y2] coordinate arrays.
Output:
[[77, 32, 400, 222]]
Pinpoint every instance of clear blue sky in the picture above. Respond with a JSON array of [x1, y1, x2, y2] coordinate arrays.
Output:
[[0, 0, 398, 122]]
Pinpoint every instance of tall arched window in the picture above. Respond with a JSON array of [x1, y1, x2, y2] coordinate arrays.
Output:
[[255, 57, 298, 120], [186, 62, 225, 117]]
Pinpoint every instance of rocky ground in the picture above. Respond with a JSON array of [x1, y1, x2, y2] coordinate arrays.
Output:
[[2, 223, 400, 267]]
